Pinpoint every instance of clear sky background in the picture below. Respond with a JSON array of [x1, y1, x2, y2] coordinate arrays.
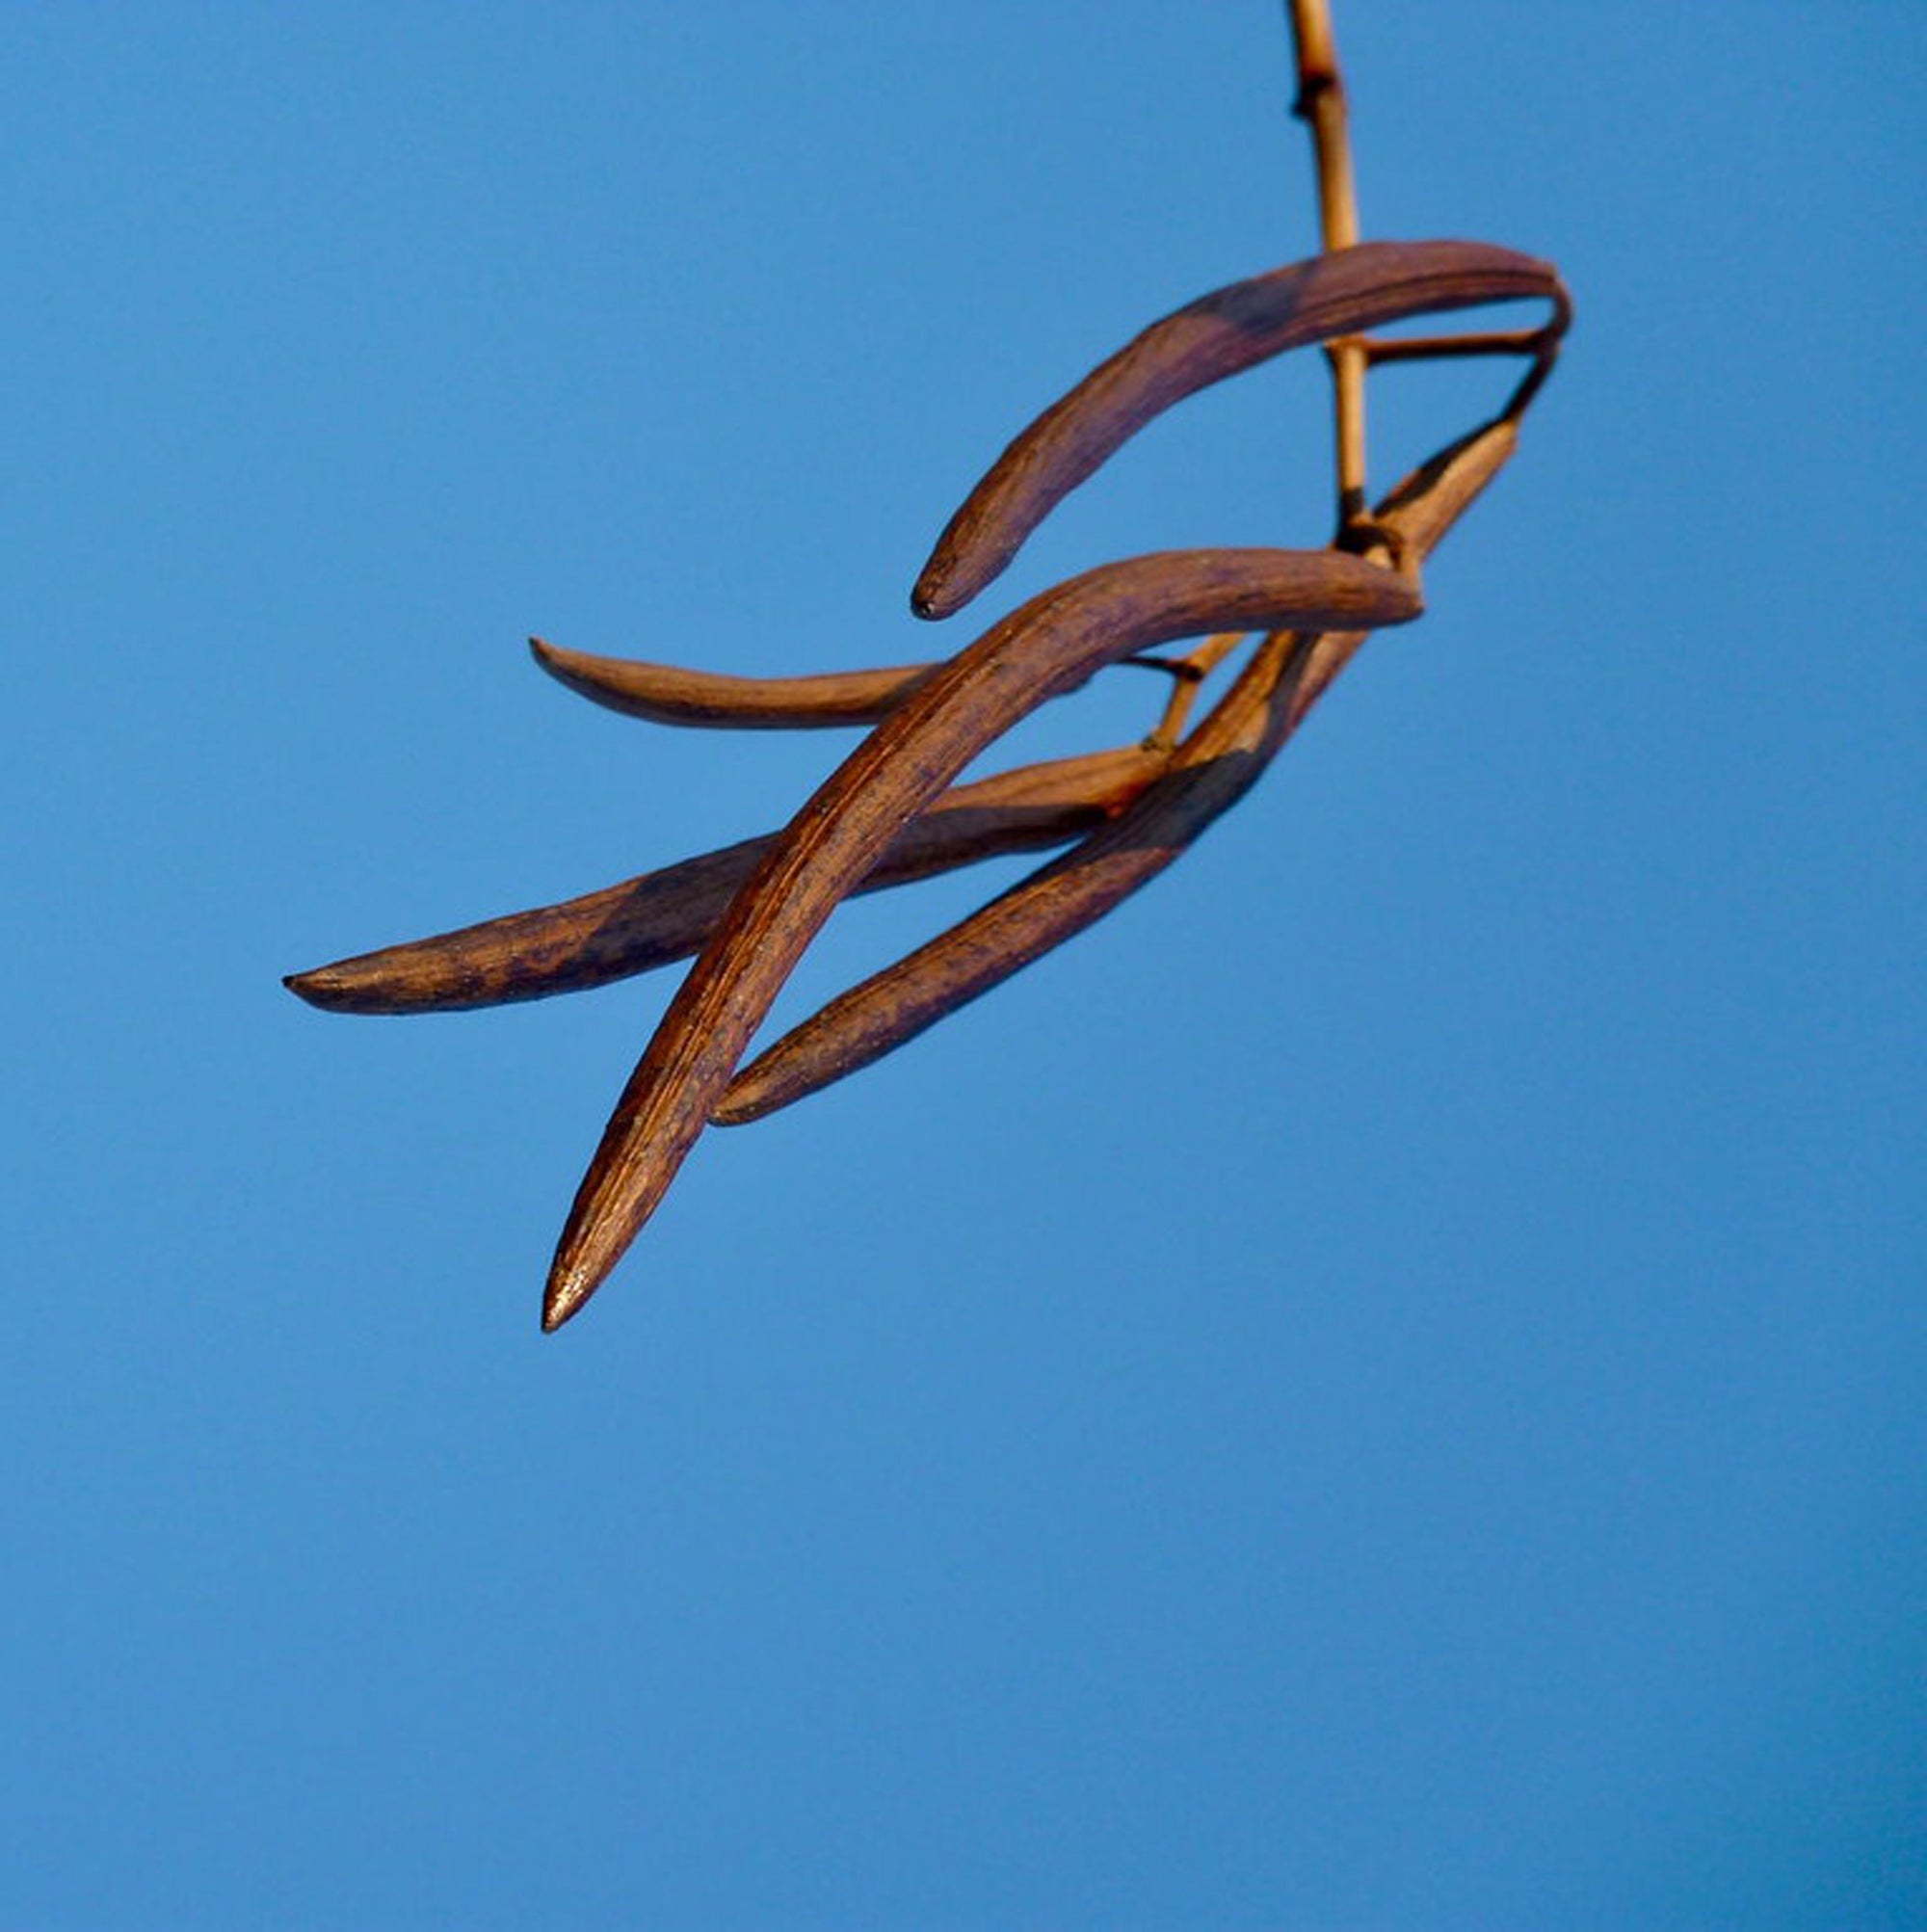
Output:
[[4, 4, 1921, 1926]]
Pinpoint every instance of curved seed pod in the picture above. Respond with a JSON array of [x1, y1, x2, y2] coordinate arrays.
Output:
[[721, 418, 1518, 1125], [542, 544, 1419, 1329], [530, 635, 940, 728], [912, 239, 1568, 620], [281, 744, 1169, 1015]]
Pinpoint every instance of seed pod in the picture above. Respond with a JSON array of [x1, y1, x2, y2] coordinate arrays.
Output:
[[542, 543, 1419, 1329], [281, 744, 1169, 1015], [721, 418, 1518, 1124], [912, 239, 1566, 620], [530, 635, 939, 728]]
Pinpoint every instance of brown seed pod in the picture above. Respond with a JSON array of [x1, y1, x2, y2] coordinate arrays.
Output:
[[911, 239, 1567, 620], [281, 743, 1170, 1015], [529, 635, 940, 728], [720, 417, 1518, 1124], [542, 543, 1420, 1329], [281, 2, 1575, 1337]]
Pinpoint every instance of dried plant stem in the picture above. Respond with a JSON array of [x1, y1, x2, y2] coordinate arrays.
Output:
[[1360, 328, 1555, 367], [1146, 630, 1248, 748], [1288, 0, 1369, 529]]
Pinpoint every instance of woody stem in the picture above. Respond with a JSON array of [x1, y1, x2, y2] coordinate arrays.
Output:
[[1287, 0, 1369, 530]]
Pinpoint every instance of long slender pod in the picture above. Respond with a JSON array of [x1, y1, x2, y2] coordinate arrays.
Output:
[[529, 636, 941, 729], [542, 545, 1420, 1328], [720, 419, 1517, 1124], [283, 744, 1169, 1015], [912, 240, 1567, 619]]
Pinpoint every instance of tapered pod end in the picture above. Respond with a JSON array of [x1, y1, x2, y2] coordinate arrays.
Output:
[[541, 1174, 646, 1333], [528, 634, 585, 687], [541, 1259, 597, 1333], [529, 633, 635, 712], [910, 557, 978, 622], [282, 951, 448, 1015], [283, 966, 347, 1010]]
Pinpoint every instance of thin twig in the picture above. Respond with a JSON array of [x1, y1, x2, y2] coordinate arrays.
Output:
[[1362, 328, 1554, 366], [1146, 630, 1247, 749], [1362, 322, 1570, 425], [1287, 0, 1369, 531]]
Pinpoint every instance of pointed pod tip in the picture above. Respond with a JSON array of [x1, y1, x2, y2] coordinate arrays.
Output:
[[542, 1215, 623, 1330], [541, 1266, 592, 1333], [910, 574, 956, 622]]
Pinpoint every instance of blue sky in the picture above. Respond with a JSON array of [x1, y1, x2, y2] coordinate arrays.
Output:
[[4, 4, 1922, 1925]]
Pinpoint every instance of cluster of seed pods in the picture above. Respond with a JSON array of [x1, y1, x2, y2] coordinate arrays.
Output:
[[288, 237, 1571, 1329]]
